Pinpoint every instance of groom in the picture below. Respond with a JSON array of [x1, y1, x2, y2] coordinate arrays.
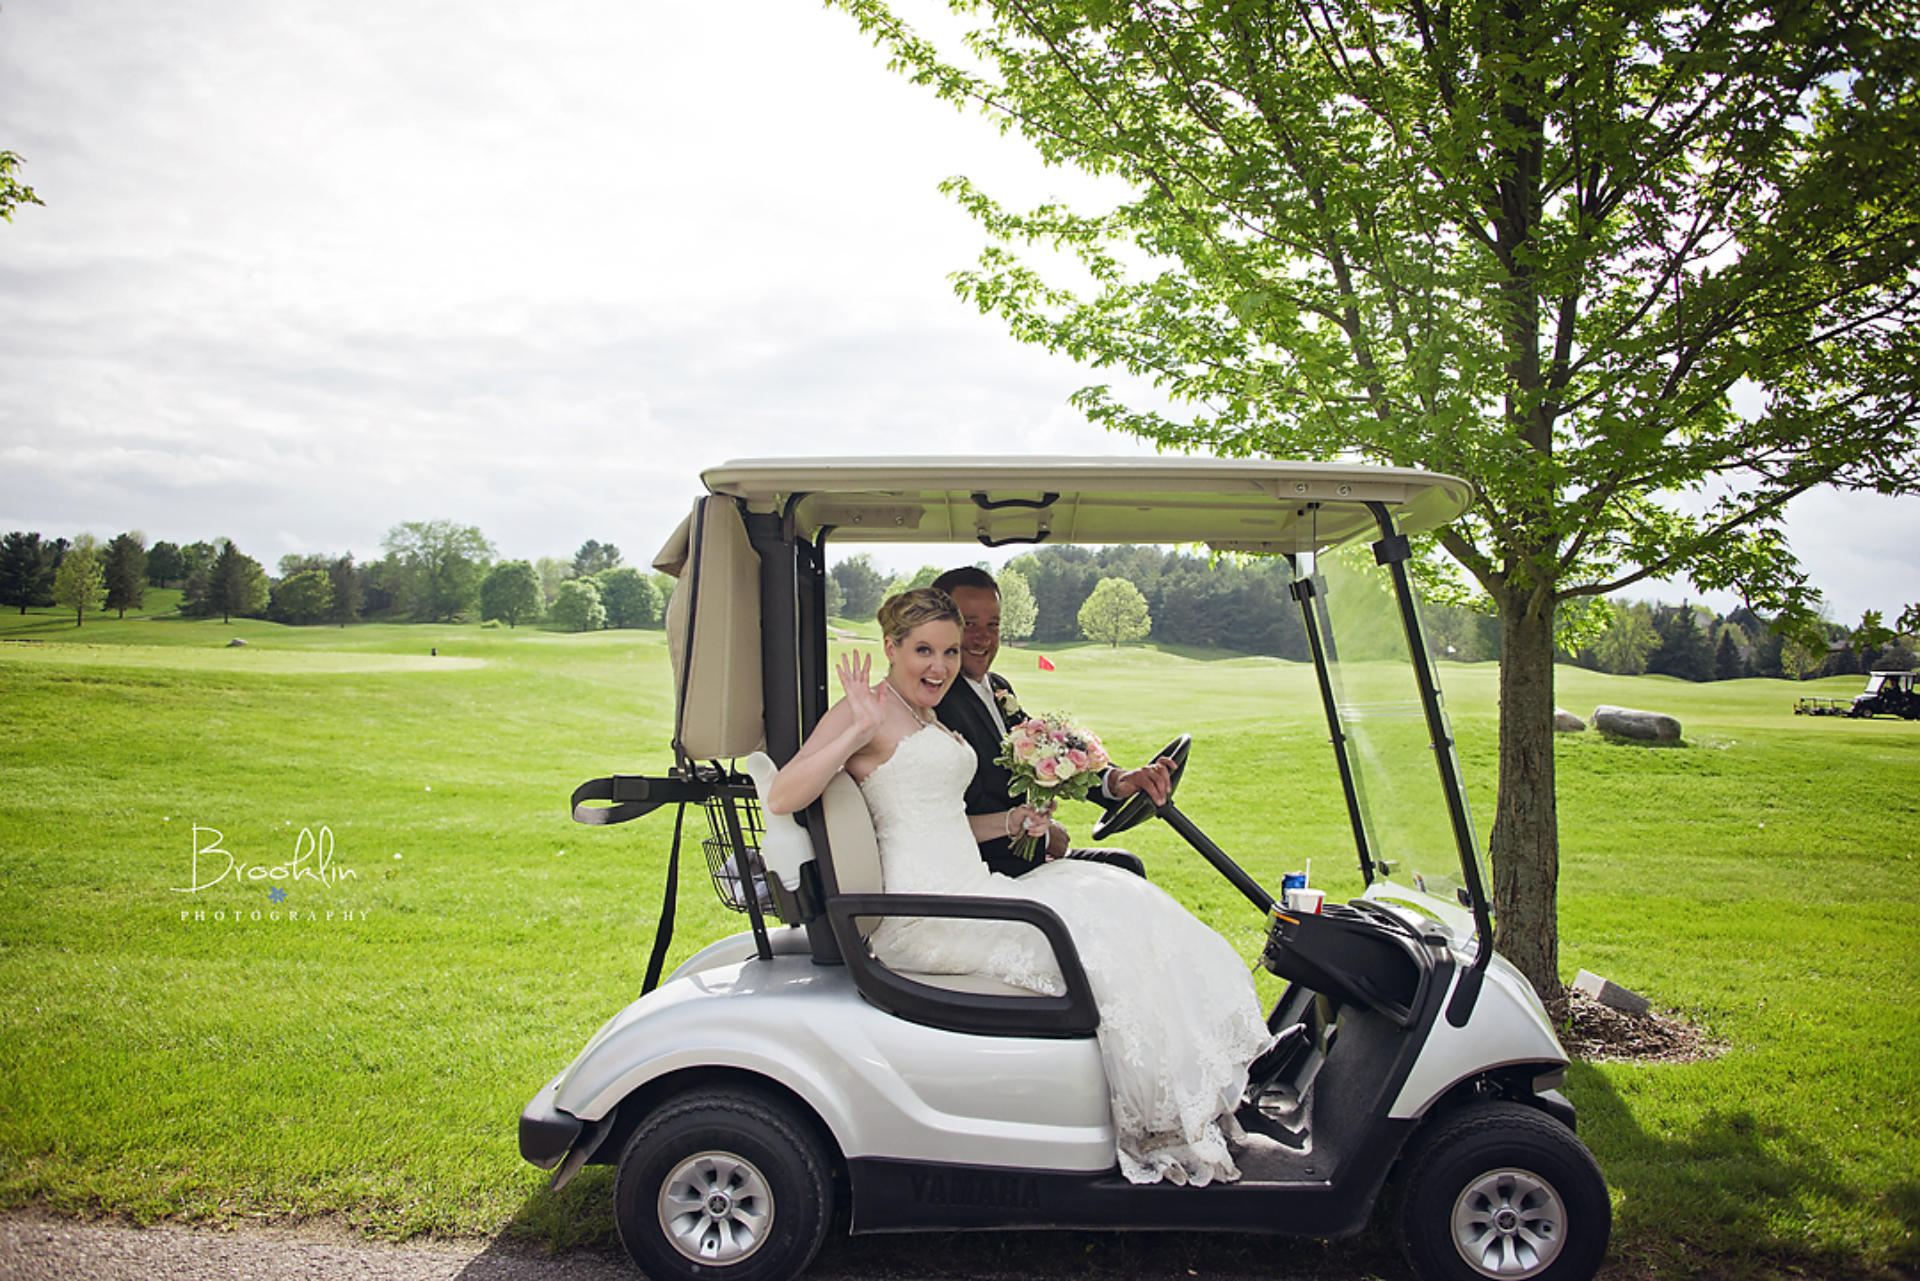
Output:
[[931, 566, 1175, 880]]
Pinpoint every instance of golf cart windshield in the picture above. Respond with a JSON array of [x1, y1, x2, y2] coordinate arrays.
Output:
[[1304, 541, 1488, 940]]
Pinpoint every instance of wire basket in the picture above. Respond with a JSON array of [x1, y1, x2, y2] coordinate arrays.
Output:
[[700, 789, 775, 914]]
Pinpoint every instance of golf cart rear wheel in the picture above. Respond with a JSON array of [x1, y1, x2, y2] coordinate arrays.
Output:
[[1397, 1102, 1610, 1281], [614, 1087, 833, 1281]]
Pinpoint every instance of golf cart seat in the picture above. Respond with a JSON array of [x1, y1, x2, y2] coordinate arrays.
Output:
[[737, 751, 1070, 1000]]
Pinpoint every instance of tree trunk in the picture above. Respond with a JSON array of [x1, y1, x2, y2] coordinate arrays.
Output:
[[1489, 596, 1561, 1003]]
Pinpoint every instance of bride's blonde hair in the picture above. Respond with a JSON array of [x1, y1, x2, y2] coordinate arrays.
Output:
[[877, 587, 962, 644]]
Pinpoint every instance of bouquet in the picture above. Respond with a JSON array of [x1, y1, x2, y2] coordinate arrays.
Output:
[[995, 713, 1111, 860]]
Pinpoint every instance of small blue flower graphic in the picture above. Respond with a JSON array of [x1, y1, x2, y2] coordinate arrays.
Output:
[[268, 886, 288, 904]]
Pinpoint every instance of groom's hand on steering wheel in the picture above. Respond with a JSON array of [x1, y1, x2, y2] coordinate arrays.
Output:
[[1109, 756, 1178, 807]]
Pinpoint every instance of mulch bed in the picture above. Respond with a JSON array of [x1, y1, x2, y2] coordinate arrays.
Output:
[[1558, 987, 1725, 1064]]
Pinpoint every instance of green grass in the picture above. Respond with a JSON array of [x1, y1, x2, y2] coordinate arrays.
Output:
[[1, 604, 1916, 1277]]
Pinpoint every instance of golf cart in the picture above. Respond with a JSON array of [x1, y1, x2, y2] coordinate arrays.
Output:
[[1794, 671, 1920, 719], [522, 457, 1609, 1281]]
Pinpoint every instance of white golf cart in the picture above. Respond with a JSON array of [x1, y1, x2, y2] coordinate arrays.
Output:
[[522, 457, 1609, 1281]]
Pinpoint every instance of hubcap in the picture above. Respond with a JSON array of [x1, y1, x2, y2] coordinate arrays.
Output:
[[1450, 1167, 1567, 1278], [658, 1150, 773, 1265]]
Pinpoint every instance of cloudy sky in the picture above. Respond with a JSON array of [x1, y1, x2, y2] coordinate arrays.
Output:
[[2, 0, 1912, 619]]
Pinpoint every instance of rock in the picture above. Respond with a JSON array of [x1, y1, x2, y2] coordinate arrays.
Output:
[[1573, 968, 1651, 1015], [1591, 703, 1681, 743], [226, 638, 248, 648], [1554, 707, 1586, 733]]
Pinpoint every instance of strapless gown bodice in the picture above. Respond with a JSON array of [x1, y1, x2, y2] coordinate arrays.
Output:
[[857, 725, 1270, 1186]]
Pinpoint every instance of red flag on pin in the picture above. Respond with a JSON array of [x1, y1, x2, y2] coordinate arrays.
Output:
[[1037, 655, 1056, 671]]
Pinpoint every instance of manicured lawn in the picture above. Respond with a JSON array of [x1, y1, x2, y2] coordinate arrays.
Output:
[[1, 603, 1915, 1277]]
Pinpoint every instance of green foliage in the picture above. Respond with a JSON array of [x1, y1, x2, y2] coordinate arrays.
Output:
[[145, 540, 185, 587], [829, 553, 887, 619], [0, 531, 54, 614], [479, 560, 543, 629], [0, 149, 43, 222], [1077, 576, 1151, 647], [592, 566, 661, 629], [50, 536, 105, 627], [571, 539, 622, 578], [550, 579, 605, 633], [326, 554, 363, 626], [184, 540, 270, 624], [271, 569, 334, 626], [103, 532, 147, 619], [381, 520, 495, 622], [998, 565, 1037, 643]]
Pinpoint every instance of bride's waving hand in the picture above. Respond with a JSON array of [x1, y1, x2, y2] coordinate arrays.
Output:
[[765, 653, 893, 816]]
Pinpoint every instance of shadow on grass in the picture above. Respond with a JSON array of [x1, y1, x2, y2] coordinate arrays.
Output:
[[1570, 1062, 1912, 1279], [483, 1164, 1415, 1280]]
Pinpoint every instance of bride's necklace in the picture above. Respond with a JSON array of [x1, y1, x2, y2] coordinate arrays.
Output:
[[883, 678, 931, 727]]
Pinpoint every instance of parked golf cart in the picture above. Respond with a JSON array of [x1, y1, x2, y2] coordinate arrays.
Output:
[[1794, 671, 1920, 719], [523, 457, 1609, 1281]]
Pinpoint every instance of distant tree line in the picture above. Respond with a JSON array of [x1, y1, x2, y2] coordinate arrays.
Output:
[[826, 544, 1916, 680], [0, 525, 674, 633]]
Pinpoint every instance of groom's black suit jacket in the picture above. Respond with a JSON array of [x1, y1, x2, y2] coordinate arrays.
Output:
[[937, 672, 1121, 878]]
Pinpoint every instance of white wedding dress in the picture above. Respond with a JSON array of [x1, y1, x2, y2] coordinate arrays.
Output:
[[861, 725, 1271, 1186]]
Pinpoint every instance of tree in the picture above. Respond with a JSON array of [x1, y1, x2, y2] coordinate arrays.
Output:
[[480, 560, 543, 628], [551, 578, 605, 633], [103, 532, 147, 619], [1, 150, 43, 222], [272, 569, 334, 625], [834, 1, 1920, 998], [51, 535, 106, 627], [1078, 577, 1152, 648], [0, 531, 52, 613], [1713, 629, 1748, 682], [999, 565, 1038, 643], [327, 554, 363, 626], [573, 539, 623, 577], [595, 566, 661, 629], [1648, 605, 1713, 683], [146, 540, 185, 587], [830, 554, 887, 619], [381, 520, 495, 621], [194, 539, 269, 624], [1588, 601, 1658, 675], [535, 557, 572, 607], [177, 541, 216, 586]]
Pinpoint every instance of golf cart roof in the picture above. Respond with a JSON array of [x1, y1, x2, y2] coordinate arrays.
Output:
[[701, 456, 1473, 554]]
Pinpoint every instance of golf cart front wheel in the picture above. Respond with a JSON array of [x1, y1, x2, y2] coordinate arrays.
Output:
[[614, 1086, 834, 1281], [1397, 1102, 1610, 1281]]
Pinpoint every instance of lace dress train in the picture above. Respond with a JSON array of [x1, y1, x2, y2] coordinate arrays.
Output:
[[861, 726, 1271, 1185]]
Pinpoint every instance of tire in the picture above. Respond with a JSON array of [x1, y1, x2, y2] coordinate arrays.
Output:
[[614, 1087, 835, 1281], [1396, 1102, 1610, 1281]]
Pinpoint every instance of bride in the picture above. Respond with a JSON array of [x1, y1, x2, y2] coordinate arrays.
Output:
[[768, 588, 1271, 1186]]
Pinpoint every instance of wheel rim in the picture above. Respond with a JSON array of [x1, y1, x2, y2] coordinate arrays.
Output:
[[657, 1149, 774, 1265], [1449, 1166, 1568, 1278]]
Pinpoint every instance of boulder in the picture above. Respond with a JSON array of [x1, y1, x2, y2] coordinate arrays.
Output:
[[226, 638, 249, 648], [1554, 707, 1586, 733], [1591, 704, 1681, 743]]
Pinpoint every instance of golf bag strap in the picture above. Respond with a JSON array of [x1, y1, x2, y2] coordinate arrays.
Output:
[[642, 803, 686, 995], [571, 773, 707, 826]]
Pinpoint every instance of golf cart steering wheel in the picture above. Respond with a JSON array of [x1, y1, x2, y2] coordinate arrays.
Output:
[[1090, 734, 1191, 841]]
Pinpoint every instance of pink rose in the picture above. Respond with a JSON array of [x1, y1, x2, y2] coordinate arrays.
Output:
[[1067, 748, 1089, 771], [1035, 756, 1059, 783]]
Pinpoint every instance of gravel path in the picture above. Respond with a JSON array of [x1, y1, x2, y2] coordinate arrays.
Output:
[[0, 1211, 1388, 1281], [0, 1215, 635, 1281]]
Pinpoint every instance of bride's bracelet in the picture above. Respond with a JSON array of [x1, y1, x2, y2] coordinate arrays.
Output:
[[1006, 809, 1019, 838]]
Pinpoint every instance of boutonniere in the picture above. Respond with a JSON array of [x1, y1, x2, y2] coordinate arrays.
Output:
[[994, 685, 1025, 724]]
